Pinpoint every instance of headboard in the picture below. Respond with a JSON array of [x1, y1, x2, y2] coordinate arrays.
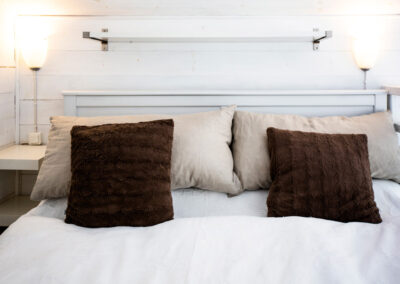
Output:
[[62, 89, 388, 117]]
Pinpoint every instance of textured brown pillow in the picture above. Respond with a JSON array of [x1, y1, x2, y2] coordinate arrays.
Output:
[[266, 127, 382, 224], [65, 120, 174, 227]]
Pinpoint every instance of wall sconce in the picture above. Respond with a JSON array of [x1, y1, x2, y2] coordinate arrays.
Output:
[[20, 36, 48, 145], [352, 37, 379, 89]]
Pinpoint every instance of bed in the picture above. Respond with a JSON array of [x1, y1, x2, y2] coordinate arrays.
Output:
[[1, 89, 399, 284]]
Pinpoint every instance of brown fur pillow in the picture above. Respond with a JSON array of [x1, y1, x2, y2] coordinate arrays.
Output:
[[65, 120, 174, 227], [266, 127, 382, 224]]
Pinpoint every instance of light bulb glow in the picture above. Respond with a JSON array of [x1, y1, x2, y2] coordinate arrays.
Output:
[[18, 17, 49, 69], [352, 37, 379, 70], [21, 37, 48, 69]]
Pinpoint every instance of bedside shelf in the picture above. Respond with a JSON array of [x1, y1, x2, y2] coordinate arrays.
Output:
[[0, 145, 46, 227], [0, 196, 39, 226], [0, 145, 46, 170]]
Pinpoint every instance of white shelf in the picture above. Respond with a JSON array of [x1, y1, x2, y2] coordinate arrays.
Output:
[[0, 145, 46, 171], [90, 34, 314, 43], [83, 30, 332, 51], [0, 196, 39, 226]]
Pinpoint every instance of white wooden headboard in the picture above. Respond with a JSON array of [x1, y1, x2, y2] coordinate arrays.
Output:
[[62, 89, 388, 117]]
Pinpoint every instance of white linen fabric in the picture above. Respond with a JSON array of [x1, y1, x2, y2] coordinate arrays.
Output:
[[31, 106, 242, 200], [233, 111, 400, 190], [1, 180, 400, 284]]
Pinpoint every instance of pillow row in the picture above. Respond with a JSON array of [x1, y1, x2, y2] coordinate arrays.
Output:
[[233, 111, 400, 190], [31, 108, 400, 200], [31, 106, 241, 200], [66, 122, 382, 227]]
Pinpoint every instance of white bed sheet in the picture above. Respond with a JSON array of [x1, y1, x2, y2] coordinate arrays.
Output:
[[30, 187, 268, 220], [1, 180, 400, 284]]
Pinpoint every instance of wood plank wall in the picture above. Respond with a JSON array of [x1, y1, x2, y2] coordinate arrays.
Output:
[[15, 15, 400, 143], [0, 69, 15, 147], [0, 0, 399, 144], [0, 0, 399, 195]]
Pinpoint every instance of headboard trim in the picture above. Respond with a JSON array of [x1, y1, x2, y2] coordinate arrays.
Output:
[[62, 89, 388, 117]]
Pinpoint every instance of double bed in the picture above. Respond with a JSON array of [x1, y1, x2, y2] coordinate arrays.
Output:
[[0, 89, 399, 284], [1, 180, 400, 283]]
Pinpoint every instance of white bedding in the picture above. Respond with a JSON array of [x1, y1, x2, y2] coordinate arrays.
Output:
[[1, 180, 400, 284]]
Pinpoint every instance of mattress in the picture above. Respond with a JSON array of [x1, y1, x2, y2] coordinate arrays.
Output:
[[1, 180, 400, 284]]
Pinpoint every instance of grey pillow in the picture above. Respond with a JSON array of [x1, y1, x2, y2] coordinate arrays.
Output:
[[233, 111, 400, 190], [31, 106, 242, 200]]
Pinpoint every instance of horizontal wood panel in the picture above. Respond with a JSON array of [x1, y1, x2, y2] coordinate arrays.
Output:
[[15, 15, 400, 144], [10, 1, 400, 16], [19, 100, 63, 124], [18, 48, 400, 79], [27, 16, 400, 52], [62, 89, 384, 117], [19, 74, 400, 100], [74, 94, 376, 107], [0, 67, 14, 146], [17, 50, 374, 76], [76, 105, 374, 117], [0, 69, 14, 94]]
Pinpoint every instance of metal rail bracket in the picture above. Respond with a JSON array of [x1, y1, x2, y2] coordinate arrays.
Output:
[[313, 30, 333, 51], [83, 29, 108, 51]]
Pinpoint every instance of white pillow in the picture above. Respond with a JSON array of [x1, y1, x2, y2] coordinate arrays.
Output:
[[31, 106, 242, 200], [233, 111, 400, 190]]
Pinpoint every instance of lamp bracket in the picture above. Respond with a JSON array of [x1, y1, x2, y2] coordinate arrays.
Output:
[[313, 30, 333, 51]]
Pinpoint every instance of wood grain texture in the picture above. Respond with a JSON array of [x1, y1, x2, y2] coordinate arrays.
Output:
[[14, 15, 400, 143], [0, 69, 15, 147], [1, 2, 400, 197], [4, 0, 400, 16]]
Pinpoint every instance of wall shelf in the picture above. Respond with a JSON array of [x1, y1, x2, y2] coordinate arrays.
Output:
[[82, 30, 332, 51]]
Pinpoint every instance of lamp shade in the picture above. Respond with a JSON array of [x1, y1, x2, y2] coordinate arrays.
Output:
[[21, 37, 48, 70], [352, 37, 379, 70]]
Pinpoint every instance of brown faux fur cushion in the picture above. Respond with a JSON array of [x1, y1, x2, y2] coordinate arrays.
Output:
[[266, 127, 382, 224], [65, 120, 174, 227]]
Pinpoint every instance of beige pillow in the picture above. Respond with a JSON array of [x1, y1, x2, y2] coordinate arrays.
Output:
[[31, 106, 242, 200], [233, 111, 400, 190]]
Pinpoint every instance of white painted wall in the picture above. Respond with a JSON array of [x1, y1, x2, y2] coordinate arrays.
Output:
[[0, 1, 398, 143], [0, 69, 14, 147], [15, 15, 400, 143], [0, 0, 399, 194], [3, 0, 400, 16], [0, 0, 15, 148]]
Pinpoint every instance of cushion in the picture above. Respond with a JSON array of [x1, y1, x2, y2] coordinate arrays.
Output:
[[65, 120, 174, 227], [233, 111, 400, 190], [266, 127, 382, 224], [31, 106, 242, 200]]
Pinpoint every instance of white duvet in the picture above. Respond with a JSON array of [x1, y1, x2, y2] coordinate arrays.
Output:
[[1, 180, 400, 284]]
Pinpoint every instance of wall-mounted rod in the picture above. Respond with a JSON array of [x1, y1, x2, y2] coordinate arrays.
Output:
[[83, 29, 333, 51]]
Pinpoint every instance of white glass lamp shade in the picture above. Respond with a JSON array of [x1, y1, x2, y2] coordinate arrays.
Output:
[[21, 37, 48, 70], [352, 37, 379, 71]]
